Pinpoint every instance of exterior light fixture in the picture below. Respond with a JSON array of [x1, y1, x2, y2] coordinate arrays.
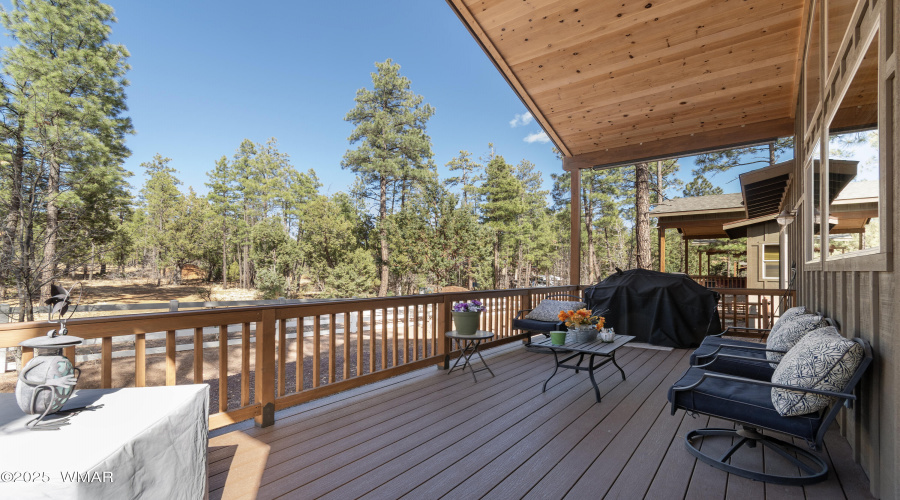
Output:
[[776, 209, 795, 226]]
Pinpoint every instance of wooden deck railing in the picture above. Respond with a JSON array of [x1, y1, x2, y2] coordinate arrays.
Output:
[[710, 287, 796, 331], [0, 286, 578, 430], [690, 275, 747, 289]]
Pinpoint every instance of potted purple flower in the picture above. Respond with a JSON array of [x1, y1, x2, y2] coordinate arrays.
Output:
[[452, 299, 485, 335]]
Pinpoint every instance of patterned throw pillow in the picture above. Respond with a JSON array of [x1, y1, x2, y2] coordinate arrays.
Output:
[[766, 313, 828, 365], [525, 300, 586, 322], [775, 306, 808, 325], [771, 327, 864, 416]]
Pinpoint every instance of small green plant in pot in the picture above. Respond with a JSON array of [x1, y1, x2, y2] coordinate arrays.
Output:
[[452, 300, 484, 335]]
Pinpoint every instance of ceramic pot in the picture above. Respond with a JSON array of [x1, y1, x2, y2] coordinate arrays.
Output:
[[452, 311, 480, 335], [550, 331, 567, 346]]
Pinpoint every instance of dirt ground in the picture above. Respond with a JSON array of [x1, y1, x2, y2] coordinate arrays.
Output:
[[2, 266, 261, 320]]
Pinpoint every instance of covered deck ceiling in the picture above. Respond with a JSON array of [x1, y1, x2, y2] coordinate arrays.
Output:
[[447, 0, 805, 169]]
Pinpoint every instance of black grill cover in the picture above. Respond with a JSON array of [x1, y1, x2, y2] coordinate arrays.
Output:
[[584, 269, 721, 348]]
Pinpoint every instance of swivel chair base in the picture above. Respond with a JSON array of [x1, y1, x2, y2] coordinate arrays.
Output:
[[685, 426, 828, 486]]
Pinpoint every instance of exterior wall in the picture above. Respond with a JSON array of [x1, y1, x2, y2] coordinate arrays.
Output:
[[788, 0, 898, 497], [746, 220, 782, 289]]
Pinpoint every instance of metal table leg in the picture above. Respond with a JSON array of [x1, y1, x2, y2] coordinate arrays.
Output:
[[447, 338, 494, 382]]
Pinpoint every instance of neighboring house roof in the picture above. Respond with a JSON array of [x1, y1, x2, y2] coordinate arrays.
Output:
[[834, 180, 879, 203], [651, 193, 744, 216]]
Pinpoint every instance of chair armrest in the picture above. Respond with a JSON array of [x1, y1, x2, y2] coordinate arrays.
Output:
[[671, 371, 857, 400], [712, 326, 772, 337], [695, 353, 781, 370], [704, 344, 787, 358], [515, 309, 534, 320]]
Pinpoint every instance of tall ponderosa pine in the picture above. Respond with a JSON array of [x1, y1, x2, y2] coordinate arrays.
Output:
[[206, 156, 238, 289], [0, 0, 132, 318], [479, 155, 522, 288], [342, 59, 435, 296]]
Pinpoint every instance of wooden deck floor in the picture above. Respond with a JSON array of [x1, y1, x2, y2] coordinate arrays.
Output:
[[208, 342, 874, 499]]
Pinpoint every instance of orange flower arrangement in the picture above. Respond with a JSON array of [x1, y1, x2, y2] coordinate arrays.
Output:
[[558, 308, 606, 330]]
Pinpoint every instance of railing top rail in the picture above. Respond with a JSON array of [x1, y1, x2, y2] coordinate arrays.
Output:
[[0, 285, 580, 346], [709, 287, 796, 295]]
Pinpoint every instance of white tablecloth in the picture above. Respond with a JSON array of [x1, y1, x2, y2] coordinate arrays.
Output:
[[0, 385, 209, 499]]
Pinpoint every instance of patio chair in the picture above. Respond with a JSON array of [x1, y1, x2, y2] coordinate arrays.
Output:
[[669, 333, 872, 485], [689, 307, 827, 380], [511, 293, 584, 347]]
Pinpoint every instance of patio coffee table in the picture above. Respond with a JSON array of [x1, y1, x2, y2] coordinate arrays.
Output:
[[531, 333, 635, 402]]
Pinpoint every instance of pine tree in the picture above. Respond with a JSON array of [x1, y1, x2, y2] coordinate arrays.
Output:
[[342, 59, 435, 296], [0, 0, 132, 316], [206, 156, 238, 288], [479, 155, 523, 288]]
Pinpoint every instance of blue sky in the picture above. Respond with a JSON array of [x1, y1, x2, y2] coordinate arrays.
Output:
[[3, 1, 786, 198]]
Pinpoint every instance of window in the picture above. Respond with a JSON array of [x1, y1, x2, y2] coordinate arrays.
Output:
[[823, 28, 886, 269], [762, 244, 780, 280]]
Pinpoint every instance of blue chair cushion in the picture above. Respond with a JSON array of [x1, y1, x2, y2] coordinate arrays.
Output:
[[512, 318, 565, 333], [690, 336, 775, 380], [668, 366, 824, 442]]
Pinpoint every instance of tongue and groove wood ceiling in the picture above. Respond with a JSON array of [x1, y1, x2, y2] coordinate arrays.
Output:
[[447, 0, 805, 169]]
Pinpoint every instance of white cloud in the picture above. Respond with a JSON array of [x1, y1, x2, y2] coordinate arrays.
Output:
[[509, 112, 534, 127], [523, 131, 550, 144]]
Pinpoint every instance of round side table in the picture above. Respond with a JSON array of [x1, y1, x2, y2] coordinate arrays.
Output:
[[445, 330, 495, 382]]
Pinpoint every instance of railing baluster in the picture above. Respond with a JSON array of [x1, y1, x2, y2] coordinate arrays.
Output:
[[404, 306, 410, 364], [102, 336, 113, 388], [296, 316, 304, 392], [414, 305, 420, 361], [369, 309, 376, 372], [135, 333, 146, 387], [313, 315, 321, 388], [357, 310, 363, 376], [381, 307, 388, 370], [278, 318, 287, 396], [343, 312, 350, 380], [165, 330, 176, 386], [391, 307, 398, 368], [329, 313, 336, 384], [241, 322, 250, 407], [193, 327, 203, 384], [218, 325, 228, 412]]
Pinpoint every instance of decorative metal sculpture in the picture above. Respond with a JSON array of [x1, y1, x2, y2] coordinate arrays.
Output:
[[15, 283, 86, 430]]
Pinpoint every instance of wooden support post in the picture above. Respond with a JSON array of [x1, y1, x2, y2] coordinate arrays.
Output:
[[218, 325, 228, 412], [658, 228, 666, 272], [102, 337, 113, 389], [193, 327, 203, 384], [165, 330, 176, 386], [438, 295, 452, 369], [569, 166, 581, 286], [255, 309, 276, 427], [135, 334, 146, 387]]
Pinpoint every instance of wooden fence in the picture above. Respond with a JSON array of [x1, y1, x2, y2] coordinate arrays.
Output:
[[0, 286, 578, 430]]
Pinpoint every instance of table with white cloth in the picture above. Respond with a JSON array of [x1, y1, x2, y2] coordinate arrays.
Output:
[[0, 384, 209, 499]]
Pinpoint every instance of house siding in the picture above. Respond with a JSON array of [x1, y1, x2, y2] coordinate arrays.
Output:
[[747, 220, 781, 289], [789, 0, 898, 497]]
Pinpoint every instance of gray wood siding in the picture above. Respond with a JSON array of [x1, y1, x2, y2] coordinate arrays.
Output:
[[788, 1, 898, 498]]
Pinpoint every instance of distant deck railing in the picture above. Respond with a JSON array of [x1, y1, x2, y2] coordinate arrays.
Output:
[[711, 287, 796, 331], [0, 286, 578, 430], [689, 275, 747, 289]]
